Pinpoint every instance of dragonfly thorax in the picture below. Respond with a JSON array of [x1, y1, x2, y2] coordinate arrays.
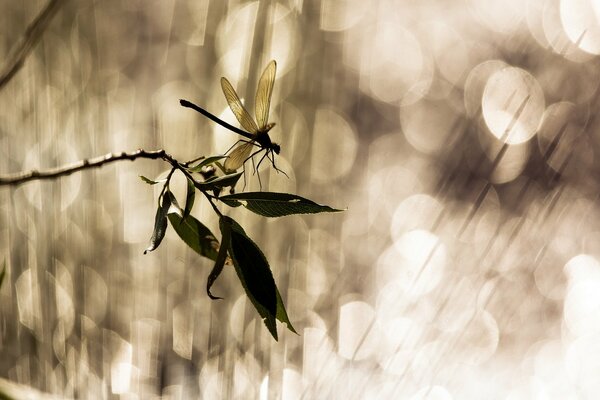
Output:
[[256, 127, 280, 154]]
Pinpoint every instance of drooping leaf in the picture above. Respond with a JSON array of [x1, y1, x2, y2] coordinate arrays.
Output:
[[144, 192, 172, 254], [220, 192, 344, 217], [197, 171, 243, 190], [168, 212, 219, 261], [188, 155, 228, 172], [182, 177, 196, 221], [207, 220, 231, 300], [140, 175, 166, 185], [221, 216, 278, 340], [0, 260, 5, 290], [276, 288, 297, 334]]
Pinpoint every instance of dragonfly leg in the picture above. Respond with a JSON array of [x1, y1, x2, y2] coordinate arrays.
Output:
[[255, 151, 269, 173], [269, 150, 289, 178], [240, 165, 248, 191]]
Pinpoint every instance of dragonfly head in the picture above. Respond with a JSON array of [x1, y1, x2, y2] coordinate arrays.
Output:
[[272, 143, 281, 154]]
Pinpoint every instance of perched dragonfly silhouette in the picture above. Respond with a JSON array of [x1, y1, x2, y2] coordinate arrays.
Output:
[[180, 60, 285, 186]]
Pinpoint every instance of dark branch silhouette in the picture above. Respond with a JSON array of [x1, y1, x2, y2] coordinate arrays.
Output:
[[0, 149, 180, 186], [0, 0, 64, 90]]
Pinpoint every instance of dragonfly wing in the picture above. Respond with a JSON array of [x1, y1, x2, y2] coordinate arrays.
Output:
[[221, 77, 259, 134], [224, 141, 254, 171], [255, 60, 276, 129]]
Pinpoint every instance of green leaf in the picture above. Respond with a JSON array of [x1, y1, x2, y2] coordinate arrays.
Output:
[[188, 155, 228, 172], [182, 177, 196, 221], [140, 175, 165, 185], [207, 220, 231, 300], [276, 288, 297, 334], [144, 192, 172, 254], [168, 212, 219, 261], [0, 260, 5, 290], [197, 171, 243, 190], [221, 216, 278, 340], [220, 192, 344, 217]]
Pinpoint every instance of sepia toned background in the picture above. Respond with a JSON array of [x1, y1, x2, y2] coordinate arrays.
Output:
[[2, 0, 600, 398]]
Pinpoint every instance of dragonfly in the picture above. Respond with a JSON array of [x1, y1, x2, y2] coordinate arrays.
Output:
[[180, 60, 285, 187]]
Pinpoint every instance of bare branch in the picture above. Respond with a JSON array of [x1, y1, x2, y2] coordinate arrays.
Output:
[[0, 0, 65, 90], [0, 149, 172, 186]]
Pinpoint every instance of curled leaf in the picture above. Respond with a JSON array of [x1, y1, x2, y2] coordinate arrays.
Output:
[[0, 260, 5, 290], [207, 220, 231, 300], [140, 175, 166, 185], [188, 155, 228, 172], [144, 192, 172, 254], [182, 177, 196, 221]]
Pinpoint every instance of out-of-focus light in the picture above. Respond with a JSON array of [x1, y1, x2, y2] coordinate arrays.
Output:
[[390, 194, 444, 240], [475, 118, 530, 184], [537, 102, 593, 179], [319, 0, 368, 32], [451, 310, 499, 365], [278, 101, 310, 169], [560, 0, 600, 55], [542, 0, 594, 62], [310, 107, 358, 184], [468, 0, 526, 34], [410, 385, 453, 400], [338, 300, 380, 360], [400, 98, 464, 155], [563, 255, 600, 336], [533, 340, 578, 398], [302, 328, 341, 388], [565, 333, 600, 398], [281, 368, 304, 400], [109, 332, 132, 394], [482, 67, 545, 145], [16, 268, 42, 337], [172, 301, 193, 360], [378, 230, 447, 299], [344, 16, 432, 104], [184, 0, 210, 46], [464, 60, 508, 117], [22, 140, 82, 211], [216, 3, 298, 80], [83, 265, 108, 324], [199, 357, 224, 399], [376, 316, 423, 375], [422, 22, 471, 89]]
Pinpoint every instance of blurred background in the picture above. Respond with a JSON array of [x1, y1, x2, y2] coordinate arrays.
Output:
[[2, 0, 600, 398]]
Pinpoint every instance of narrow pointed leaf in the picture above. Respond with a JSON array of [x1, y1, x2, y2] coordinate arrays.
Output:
[[144, 192, 172, 254], [220, 192, 344, 217], [182, 177, 196, 221], [140, 175, 166, 185], [276, 288, 297, 334], [197, 171, 243, 190], [0, 260, 5, 289], [207, 220, 231, 300], [188, 155, 228, 172], [221, 216, 278, 340], [168, 212, 219, 261]]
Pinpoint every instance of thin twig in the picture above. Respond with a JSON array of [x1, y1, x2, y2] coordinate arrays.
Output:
[[0, 149, 171, 186], [0, 0, 64, 90]]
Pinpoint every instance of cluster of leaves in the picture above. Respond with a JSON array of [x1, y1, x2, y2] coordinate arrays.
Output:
[[141, 156, 341, 340]]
